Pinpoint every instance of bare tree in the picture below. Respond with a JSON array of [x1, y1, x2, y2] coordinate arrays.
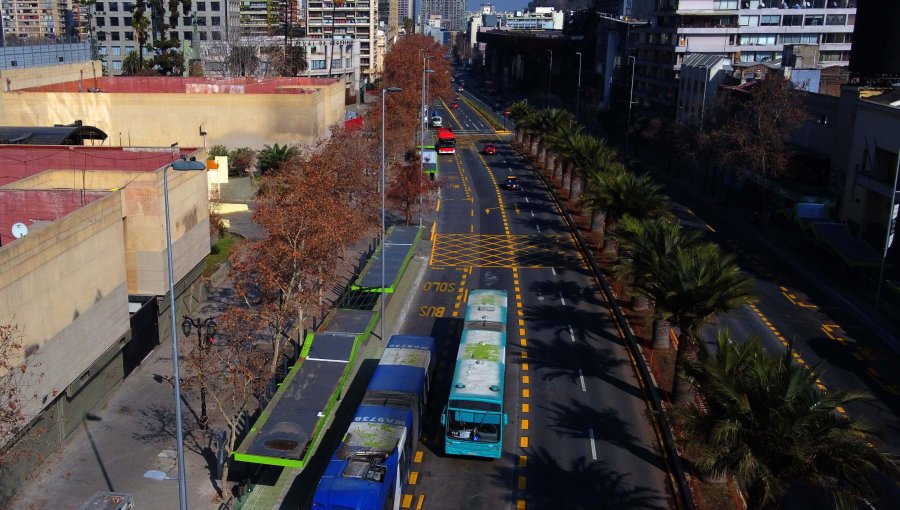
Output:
[[0, 323, 45, 467]]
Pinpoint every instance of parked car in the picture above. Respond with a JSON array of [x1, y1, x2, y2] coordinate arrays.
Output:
[[501, 175, 521, 190], [483, 143, 497, 156]]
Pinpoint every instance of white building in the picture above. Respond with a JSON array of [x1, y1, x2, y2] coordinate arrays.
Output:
[[503, 7, 564, 30], [634, 0, 856, 111], [306, 0, 378, 82], [88, 0, 239, 76], [676, 53, 731, 130]]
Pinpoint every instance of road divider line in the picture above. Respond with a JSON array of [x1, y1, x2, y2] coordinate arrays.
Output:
[[589, 428, 597, 461], [578, 369, 586, 392], [559, 292, 566, 305], [568, 325, 575, 342]]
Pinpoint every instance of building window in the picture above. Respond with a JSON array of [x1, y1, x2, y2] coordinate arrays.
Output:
[[825, 14, 846, 25], [123, 2, 133, 10], [97, 17, 106, 26], [124, 16, 131, 25], [311, 59, 326, 69], [212, 31, 221, 40], [738, 15, 758, 26], [98, 31, 107, 41], [112, 32, 120, 40], [113, 60, 122, 70], [109, 2, 118, 10], [714, 0, 738, 8], [823, 33, 850, 44], [332, 58, 342, 68], [804, 15, 823, 26], [197, 1, 206, 10], [95, 2, 104, 11], [199, 32, 207, 40], [211, 16, 220, 25], [126, 31, 134, 40], [110, 17, 119, 26], [112, 46, 121, 55], [820, 51, 849, 62], [782, 15, 802, 26], [760, 15, 779, 26], [211, 1, 220, 10]]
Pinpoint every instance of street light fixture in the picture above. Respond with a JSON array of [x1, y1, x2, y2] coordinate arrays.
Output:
[[162, 154, 207, 510], [575, 52, 583, 124], [181, 316, 217, 429], [624, 55, 636, 156], [546, 49, 553, 108], [381, 87, 401, 344]]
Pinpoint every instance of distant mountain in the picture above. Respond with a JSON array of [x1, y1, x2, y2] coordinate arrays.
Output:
[[526, 0, 593, 11]]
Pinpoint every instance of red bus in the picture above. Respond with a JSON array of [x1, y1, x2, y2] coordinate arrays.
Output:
[[436, 128, 456, 154]]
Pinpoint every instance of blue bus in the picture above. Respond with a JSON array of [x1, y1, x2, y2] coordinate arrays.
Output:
[[442, 289, 509, 459], [312, 335, 436, 510]]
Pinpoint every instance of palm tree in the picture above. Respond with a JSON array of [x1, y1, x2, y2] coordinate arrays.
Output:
[[612, 216, 701, 343], [507, 101, 534, 145], [673, 330, 898, 508], [569, 136, 620, 206], [537, 109, 576, 169], [637, 243, 756, 401], [543, 123, 582, 184], [581, 170, 669, 252], [257, 143, 298, 175]]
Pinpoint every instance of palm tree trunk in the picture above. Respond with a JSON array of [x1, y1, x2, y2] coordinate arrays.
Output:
[[516, 128, 524, 145], [569, 170, 583, 205], [672, 334, 697, 403], [602, 218, 618, 255], [537, 146, 546, 168], [632, 278, 650, 311], [652, 317, 670, 349], [561, 165, 572, 195], [589, 209, 605, 236], [545, 153, 555, 176], [552, 159, 564, 183], [530, 137, 540, 157]]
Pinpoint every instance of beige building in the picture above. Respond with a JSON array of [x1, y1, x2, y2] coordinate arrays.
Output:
[[0, 62, 346, 149], [2, 0, 78, 40], [0, 145, 212, 503]]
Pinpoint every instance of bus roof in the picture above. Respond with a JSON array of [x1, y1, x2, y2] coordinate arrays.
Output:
[[464, 289, 508, 324], [368, 364, 428, 395], [436, 127, 455, 139], [340, 405, 409, 455], [449, 329, 505, 402]]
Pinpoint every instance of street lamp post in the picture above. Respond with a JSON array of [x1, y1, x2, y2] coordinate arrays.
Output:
[[420, 62, 434, 228], [181, 316, 217, 429], [381, 87, 401, 343], [624, 55, 636, 156], [546, 49, 553, 108], [163, 155, 207, 510], [575, 51, 582, 123]]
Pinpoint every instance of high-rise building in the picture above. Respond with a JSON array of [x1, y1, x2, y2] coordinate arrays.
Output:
[[421, 0, 465, 31], [89, 0, 238, 76], [398, 0, 413, 25], [635, 0, 856, 112], [3, 0, 80, 41], [306, 0, 378, 82]]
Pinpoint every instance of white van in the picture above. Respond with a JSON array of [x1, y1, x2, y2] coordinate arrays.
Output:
[[431, 114, 443, 128]]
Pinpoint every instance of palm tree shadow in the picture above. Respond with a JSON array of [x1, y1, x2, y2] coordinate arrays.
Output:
[[526, 279, 602, 308], [489, 447, 667, 509]]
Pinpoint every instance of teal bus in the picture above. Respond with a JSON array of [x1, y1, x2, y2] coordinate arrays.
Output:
[[442, 289, 509, 458]]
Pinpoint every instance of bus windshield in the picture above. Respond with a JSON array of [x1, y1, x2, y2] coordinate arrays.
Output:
[[446, 408, 502, 443]]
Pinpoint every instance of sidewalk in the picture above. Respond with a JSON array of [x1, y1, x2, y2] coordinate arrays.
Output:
[[8, 177, 381, 510]]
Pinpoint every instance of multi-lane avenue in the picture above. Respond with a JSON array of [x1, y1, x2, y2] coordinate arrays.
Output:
[[386, 96, 672, 509]]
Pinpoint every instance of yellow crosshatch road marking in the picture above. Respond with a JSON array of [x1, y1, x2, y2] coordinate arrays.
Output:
[[414, 451, 423, 463], [416, 496, 425, 510], [408, 472, 419, 485], [402, 494, 413, 508], [430, 233, 583, 268]]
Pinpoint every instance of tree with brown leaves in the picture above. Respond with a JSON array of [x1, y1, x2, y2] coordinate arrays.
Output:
[[710, 74, 808, 214], [0, 323, 43, 467], [388, 162, 440, 225]]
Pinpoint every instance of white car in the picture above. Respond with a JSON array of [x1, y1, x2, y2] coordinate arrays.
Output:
[[431, 115, 443, 128]]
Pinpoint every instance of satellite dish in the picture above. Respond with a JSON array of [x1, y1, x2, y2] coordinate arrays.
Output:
[[11, 222, 28, 239]]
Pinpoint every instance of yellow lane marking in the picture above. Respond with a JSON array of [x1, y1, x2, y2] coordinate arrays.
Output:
[[414, 451, 423, 463], [520, 436, 529, 448], [522, 403, 529, 412], [402, 494, 413, 508], [522, 363, 529, 371], [416, 496, 425, 510], [521, 338, 527, 347], [522, 388, 530, 398], [522, 375, 530, 384], [518, 319, 525, 326], [517, 500, 526, 510], [409, 471, 419, 485], [522, 351, 528, 358], [518, 476, 527, 490], [519, 455, 527, 467], [436, 198, 441, 212], [522, 419, 529, 430], [519, 328, 526, 336]]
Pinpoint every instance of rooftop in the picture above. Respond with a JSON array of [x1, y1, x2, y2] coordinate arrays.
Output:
[[19, 76, 340, 94]]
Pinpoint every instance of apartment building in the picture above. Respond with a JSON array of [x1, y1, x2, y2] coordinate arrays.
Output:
[[240, 0, 302, 37], [2, 0, 79, 40], [398, 0, 412, 24], [421, 0, 464, 31], [634, 0, 856, 112], [306, 0, 377, 81], [504, 7, 564, 30], [89, 0, 238, 75]]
